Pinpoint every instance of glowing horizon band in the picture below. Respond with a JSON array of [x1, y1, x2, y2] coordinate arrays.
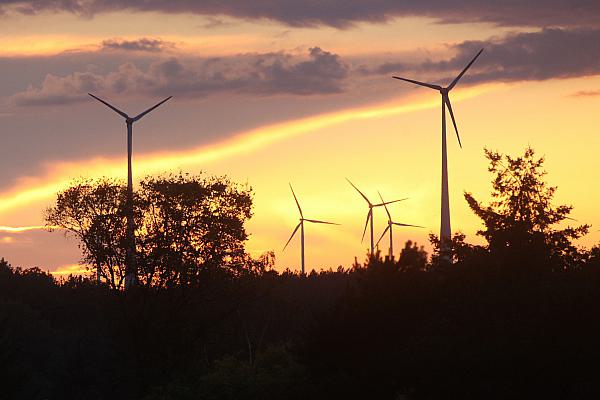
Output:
[[0, 83, 502, 217]]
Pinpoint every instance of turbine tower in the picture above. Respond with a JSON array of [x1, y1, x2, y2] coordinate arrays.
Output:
[[392, 48, 483, 259], [346, 178, 407, 256], [283, 184, 338, 274], [89, 93, 172, 289], [375, 191, 423, 259]]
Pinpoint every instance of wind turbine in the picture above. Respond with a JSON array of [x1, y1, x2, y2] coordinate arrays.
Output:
[[375, 191, 424, 259], [88, 93, 172, 289], [346, 178, 408, 256], [392, 48, 483, 259], [283, 184, 338, 274]]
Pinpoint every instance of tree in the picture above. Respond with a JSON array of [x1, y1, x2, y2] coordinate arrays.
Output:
[[46, 178, 129, 289], [135, 172, 254, 287], [46, 172, 255, 289], [464, 147, 588, 271]]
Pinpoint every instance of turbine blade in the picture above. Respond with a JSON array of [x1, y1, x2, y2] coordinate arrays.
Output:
[[447, 48, 484, 91], [378, 191, 392, 221], [374, 198, 409, 207], [361, 210, 371, 243], [392, 76, 442, 91], [132, 96, 172, 122], [283, 222, 302, 251], [392, 222, 425, 228], [346, 178, 371, 205], [375, 225, 390, 247], [304, 219, 339, 225], [88, 93, 128, 119], [444, 96, 462, 148], [289, 183, 303, 218]]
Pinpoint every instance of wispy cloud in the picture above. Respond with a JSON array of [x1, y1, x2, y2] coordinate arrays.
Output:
[[569, 89, 600, 98], [0, 225, 50, 233], [50, 263, 88, 276]]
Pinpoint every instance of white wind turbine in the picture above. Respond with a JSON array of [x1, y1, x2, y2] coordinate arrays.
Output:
[[88, 93, 172, 289], [346, 178, 408, 256], [392, 49, 483, 259], [375, 191, 424, 259], [283, 184, 338, 274]]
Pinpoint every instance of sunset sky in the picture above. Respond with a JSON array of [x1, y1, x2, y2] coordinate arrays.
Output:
[[1, 1, 600, 275]]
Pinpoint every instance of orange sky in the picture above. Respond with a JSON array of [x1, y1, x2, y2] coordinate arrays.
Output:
[[1, 8, 599, 274]]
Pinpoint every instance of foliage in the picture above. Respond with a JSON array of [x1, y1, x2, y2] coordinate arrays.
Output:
[[45, 178, 129, 288], [464, 147, 588, 270], [46, 172, 256, 289]]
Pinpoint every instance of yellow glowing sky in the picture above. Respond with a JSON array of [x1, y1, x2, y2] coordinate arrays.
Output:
[[1, 9, 599, 273]]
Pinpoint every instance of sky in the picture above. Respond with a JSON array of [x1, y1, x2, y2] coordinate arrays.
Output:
[[1, 0, 600, 275]]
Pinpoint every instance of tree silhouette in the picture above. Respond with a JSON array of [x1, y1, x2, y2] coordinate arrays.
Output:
[[464, 147, 588, 271], [45, 178, 129, 288], [136, 172, 254, 287], [46, 172, 254, 289]]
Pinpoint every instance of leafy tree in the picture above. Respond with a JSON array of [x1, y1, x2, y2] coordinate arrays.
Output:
[[45, 178, 130, 289], [136, 172, 254, 287], [46, 172, 255, 289], [464, 147, 588, 270]]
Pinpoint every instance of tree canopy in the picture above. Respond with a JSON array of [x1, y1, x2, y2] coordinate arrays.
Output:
[[46, 172, 257, 289], [464, 147, 588, 270]]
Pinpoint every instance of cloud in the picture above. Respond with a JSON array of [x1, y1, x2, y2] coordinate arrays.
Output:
[[9, 27, 600, 107], [101, 38, 175, 52], [2, 0, 600, 28], [366, 28, 600, 86], [0, 225, 50, 232], [10, 47, 348, 106], [569, 90, 600, 98]]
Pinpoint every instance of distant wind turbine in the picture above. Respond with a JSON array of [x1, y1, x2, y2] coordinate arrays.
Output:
[[375, 191, 424, 259], [392, 48, 483, 259], [88, 93, 172, 289], [346, 178, 408, 256], [283, 184, 338, 274]]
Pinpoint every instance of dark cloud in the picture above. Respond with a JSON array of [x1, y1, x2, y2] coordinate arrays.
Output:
[[367, 28, 600, 86], [101, 38, 175, 52], [1, 0, 600, 28], [10, 47, 348, 106]]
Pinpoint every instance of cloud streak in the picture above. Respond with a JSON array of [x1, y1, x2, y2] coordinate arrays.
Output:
[[101, 38, 175, 53], [1, 0, 600, 28], [570, 90, 600, 98], [0, 83, 497, 217]]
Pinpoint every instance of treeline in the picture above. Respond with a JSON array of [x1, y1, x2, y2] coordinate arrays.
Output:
[[3, 147, 600, 399], [4, 246, 600, 399]]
